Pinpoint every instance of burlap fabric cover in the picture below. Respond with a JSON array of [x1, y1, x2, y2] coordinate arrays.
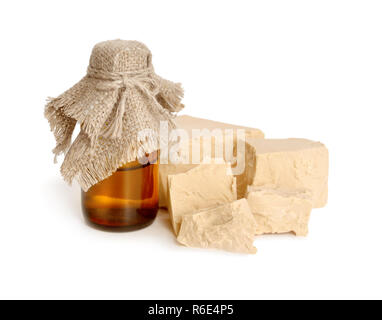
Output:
[[45, 40, 184, 191]]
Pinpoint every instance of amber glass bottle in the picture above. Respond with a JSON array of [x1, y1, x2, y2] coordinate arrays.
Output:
[[81, 152, 159, 231]]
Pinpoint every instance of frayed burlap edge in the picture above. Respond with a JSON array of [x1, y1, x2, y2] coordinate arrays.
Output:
[[45, 74, 183, 191]]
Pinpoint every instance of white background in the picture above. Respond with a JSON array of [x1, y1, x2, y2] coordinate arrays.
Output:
[[0, 0, 381, 300]]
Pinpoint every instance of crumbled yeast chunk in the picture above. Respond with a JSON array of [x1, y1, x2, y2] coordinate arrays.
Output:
[[167, 162, 237, 235], [247, 186, 313, 236], [177, 199, 257, 254]]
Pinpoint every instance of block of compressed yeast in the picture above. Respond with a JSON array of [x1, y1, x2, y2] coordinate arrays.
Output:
[[158, 163, 198, 208], [247, 138, 329, 208], [168, 162, 237, 235], [175, 115, 264, 141], [246, 186, 313, 236], [159, 115, 264, 207], [177, 199, 257, 254]]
